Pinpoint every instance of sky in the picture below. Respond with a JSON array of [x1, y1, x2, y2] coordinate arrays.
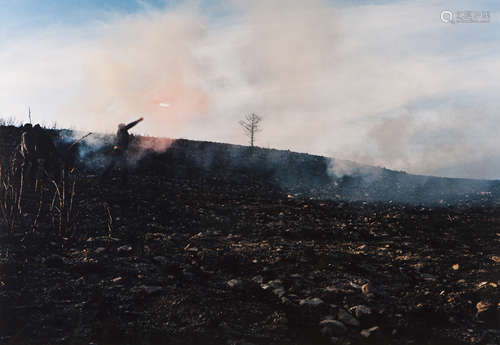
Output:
[[0, 0, 500, 179]]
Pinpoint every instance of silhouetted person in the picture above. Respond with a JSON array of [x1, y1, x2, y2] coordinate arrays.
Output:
[[17, 124, 59, 181], [18, 123, 36, 176], [32, 125, 61, 179], [19, 124, 33, 159], [101, 117, 144, 185], [33, 125, 58, 157], [56, 135, 77, 172]]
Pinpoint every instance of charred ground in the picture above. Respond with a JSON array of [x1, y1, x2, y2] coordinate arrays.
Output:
[[0, 125, 499, 345]]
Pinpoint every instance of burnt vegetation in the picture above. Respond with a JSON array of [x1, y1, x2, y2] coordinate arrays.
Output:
[[239, 113, 262, 148], [0, 124, 499, 345]]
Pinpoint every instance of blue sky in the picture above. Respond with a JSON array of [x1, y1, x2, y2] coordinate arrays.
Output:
[[0, 0, 162, 37], [0, 0, 499, 178], [0, 0, 231, 29], [0, 0, 164, 20]]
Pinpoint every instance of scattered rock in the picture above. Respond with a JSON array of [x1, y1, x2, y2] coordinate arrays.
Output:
[[361, 282, 374, 297], [273, 287, 285, 298], [349, 282, 362, 290], [475, 300, 499, 326], [117, 245, 133, 254], [337, 308, 360, 327], [360, 326, 380, 339], [261, 279, 282, 290], [1, 143, 499, 345], [319, 319, 348, 336], [299, 297, 324, 307], [280, 296, 292, 305], [111, 276, 123, 283], [350, 305, 372, 319], [227, 279, 244, 289], [94, 247, 106, 254]]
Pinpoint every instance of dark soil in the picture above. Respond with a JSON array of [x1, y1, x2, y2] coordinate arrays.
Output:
[[0, 126, 499, 345]]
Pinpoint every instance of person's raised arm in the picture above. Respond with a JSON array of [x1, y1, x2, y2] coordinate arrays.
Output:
[[125, 117, 144, 130]]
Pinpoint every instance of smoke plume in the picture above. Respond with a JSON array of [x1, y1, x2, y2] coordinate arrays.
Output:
[[1, 0, 500, 178]]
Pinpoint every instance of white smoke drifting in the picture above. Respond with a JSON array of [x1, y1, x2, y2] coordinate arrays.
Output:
[[1, 0, 500, 178]]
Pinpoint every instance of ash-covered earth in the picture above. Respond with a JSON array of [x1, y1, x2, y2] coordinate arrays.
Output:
[[0, 126, 499, 345]]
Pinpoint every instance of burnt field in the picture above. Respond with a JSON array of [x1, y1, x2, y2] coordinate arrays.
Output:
[[0, 125, 499, 345]]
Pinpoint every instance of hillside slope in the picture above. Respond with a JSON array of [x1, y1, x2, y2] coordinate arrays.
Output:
[[0, 125, 498, 345], [1, 125, 498, 206]]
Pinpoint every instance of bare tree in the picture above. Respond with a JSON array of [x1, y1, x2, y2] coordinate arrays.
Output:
[[239, 113, 262, 147]]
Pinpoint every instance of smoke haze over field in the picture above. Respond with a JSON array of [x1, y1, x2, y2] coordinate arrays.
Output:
[[1, 0, 500, 178]]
